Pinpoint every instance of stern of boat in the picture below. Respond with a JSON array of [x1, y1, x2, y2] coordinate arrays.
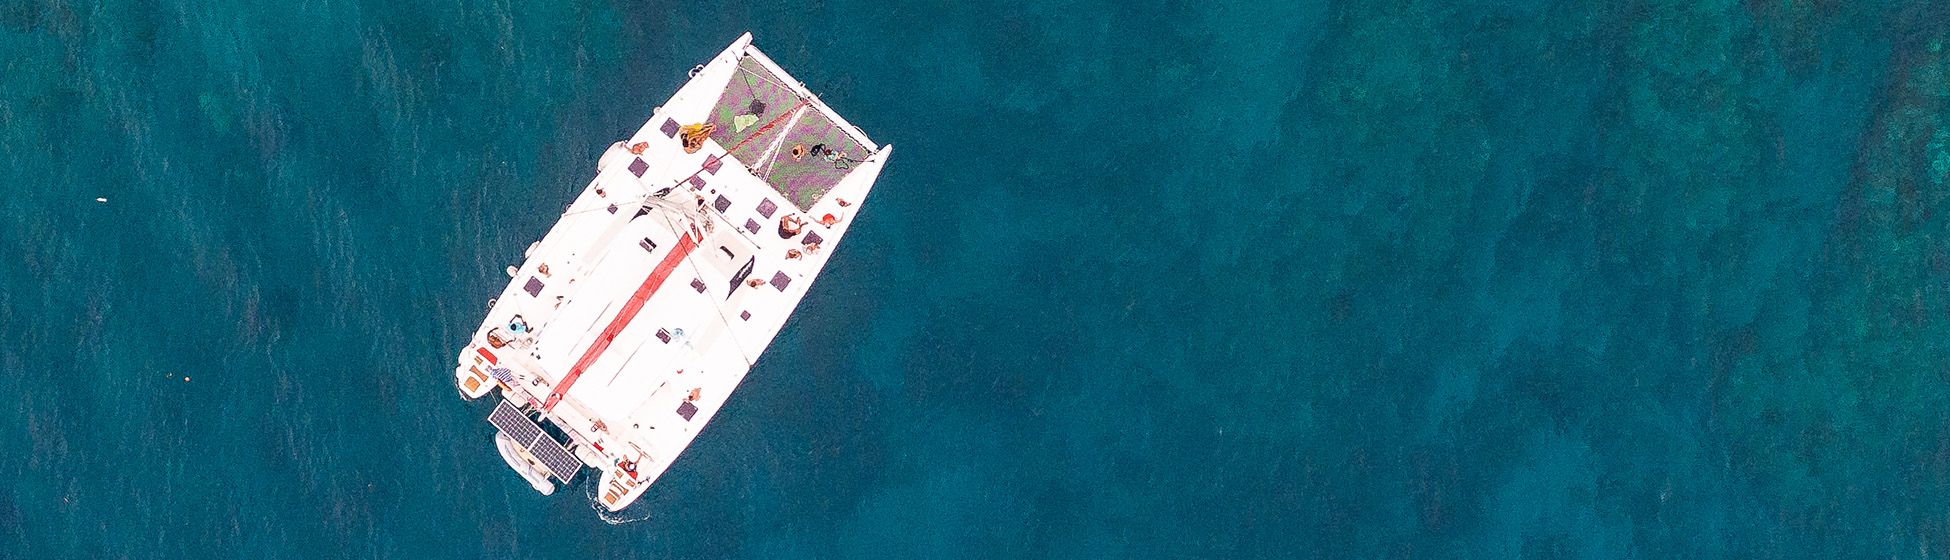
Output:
[[456, 342, 499, 399]]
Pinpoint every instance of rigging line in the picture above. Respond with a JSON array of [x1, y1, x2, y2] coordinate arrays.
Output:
[[660, 196, 760, 261], [630, 166, 762, 251], [735, 55, 874, 151], [755, 105, 811, 179], [649, 205, 757, 366], [724, 99, 813, 155], [563, 181, 693, 219], [560, 200, 646, 218], [656, 98, 812, 200], [739, 67, 761, 98], [735, 57, 802, 101], [714, 205, 763, 247], [678, 244, 758, 366], [684, 190, 765, 249], [734, 58, 804, 100], [709, 209, 762, 248]]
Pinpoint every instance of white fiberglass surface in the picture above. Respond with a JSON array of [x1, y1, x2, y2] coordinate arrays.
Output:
[[534, 217, 681, 378], [571, 281, 726, 421]]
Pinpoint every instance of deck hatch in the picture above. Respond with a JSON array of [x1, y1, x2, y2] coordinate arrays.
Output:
[[488, 401, 583, 481]]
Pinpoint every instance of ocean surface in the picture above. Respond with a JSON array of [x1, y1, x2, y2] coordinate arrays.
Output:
[[4, 1, 1950, 558]]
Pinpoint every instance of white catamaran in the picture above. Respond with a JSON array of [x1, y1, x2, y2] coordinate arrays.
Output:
[[454, 33, 889, 513]]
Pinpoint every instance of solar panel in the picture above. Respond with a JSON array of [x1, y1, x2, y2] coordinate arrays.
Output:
[[486, 401, 585, 481], [488, 401, 541, 445], [528, 435, 583, 481]]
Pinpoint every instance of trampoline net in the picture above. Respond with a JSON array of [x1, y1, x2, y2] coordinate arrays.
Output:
[[706, 56, 870, 210]]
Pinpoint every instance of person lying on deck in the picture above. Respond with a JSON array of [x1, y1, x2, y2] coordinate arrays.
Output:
[[777, 215, 805, 238]]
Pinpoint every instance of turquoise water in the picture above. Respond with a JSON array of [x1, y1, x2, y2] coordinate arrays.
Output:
[[4, 0, 1950, 557]]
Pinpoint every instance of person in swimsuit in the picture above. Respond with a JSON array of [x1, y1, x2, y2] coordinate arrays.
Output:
[[777, 214, 805, 238]]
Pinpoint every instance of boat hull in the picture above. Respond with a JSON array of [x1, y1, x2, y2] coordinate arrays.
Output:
[[453, 32, 889, 515]]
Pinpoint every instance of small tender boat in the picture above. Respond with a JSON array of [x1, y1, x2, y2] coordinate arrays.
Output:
[[494, 431, 555, 496]]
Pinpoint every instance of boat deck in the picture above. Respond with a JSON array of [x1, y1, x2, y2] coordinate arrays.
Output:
[[454, 33, 890, 513]]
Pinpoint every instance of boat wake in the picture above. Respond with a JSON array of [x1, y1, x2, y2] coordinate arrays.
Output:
[[585, 479, 656, 525]]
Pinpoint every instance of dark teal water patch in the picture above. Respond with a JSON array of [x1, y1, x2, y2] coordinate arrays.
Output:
[[3, 0, 1950, 558]]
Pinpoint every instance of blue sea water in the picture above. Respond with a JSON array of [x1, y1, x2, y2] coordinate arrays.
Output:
[[4, 0, 1950, 558]]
